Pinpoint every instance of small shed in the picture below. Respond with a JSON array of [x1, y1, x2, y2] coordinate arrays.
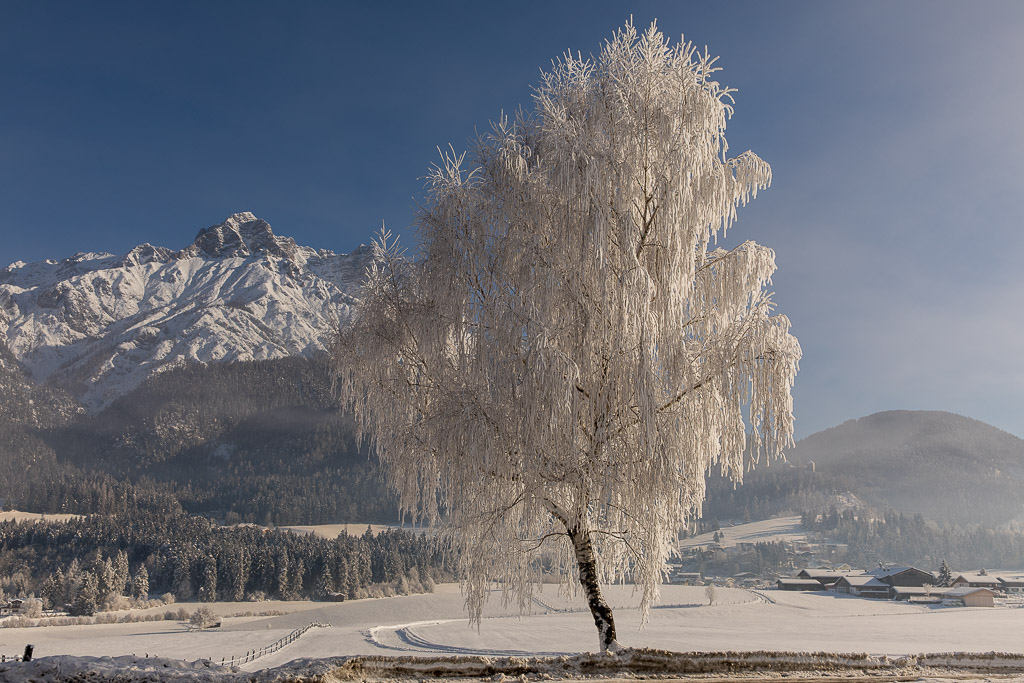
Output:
[[943, 587, 995, 608], [892, 586, 948, 602]]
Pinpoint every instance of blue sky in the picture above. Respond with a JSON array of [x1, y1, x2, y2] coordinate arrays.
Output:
[[2, 1, 1023, 440]]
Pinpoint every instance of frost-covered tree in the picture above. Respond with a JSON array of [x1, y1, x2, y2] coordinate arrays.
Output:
[[937, 560, 952, 587], [334, 21, 800, 652], [113, 550, 130, 597], [71, 572, 99, 617], [131, 565, 150, 600]]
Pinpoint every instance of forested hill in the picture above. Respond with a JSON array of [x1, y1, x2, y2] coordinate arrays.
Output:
[[2, 356, 396, 525], [703, 410, 1024, 529], [789, 411, 1024, 526], [789, 410, 1024, 469]]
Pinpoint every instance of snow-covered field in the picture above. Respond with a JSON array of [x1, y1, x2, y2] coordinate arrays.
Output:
[[0, 510, 83, 524], [3, 583, 1023, 681], [678, 515, 806, 550]]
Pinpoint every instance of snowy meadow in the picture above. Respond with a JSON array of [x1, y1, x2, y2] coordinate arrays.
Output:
[[3, 584, 1024, 681]]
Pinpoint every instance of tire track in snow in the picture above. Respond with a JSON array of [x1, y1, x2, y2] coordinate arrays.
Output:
[[366, 619, 568, 657]]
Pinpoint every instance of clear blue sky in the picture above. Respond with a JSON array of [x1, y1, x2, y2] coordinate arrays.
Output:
[[2, 1, 1023, 440]]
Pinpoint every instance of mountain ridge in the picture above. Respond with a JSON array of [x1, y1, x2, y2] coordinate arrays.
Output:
[[0, 212, 371, 410]]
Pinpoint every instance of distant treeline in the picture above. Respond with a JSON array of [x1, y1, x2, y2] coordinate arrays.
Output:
[[701, 465, 850, 523], [804, 507, 1024, 570], [0, 511, 455, 613]]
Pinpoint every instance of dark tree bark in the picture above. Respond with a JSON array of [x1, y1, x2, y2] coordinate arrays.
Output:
[[566, 522, 618, 652]]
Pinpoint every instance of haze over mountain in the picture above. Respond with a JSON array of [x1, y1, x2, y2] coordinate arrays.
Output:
[[0, 212, 372, 410], [786, 410, 1024, 526]]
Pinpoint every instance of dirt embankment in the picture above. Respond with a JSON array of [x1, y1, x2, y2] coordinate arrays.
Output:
[[321, 649, 1024, 681]]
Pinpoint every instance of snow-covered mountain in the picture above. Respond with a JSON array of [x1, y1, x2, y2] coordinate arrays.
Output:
[[0, 212, 372, 410]]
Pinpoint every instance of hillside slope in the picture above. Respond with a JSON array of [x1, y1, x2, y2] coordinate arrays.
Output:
[[787, 410, 1024, 526]]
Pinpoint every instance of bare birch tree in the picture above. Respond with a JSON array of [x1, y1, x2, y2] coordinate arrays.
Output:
[[333, 20, 800, 652]]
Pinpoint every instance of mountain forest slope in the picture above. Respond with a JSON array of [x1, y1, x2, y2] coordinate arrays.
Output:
[[789, 411, 1024, 527], [704, 411, 1024, 528], [2, 356, 395, 525]]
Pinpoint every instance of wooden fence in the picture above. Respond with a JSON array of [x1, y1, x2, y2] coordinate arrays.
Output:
[[219, 621, 329, 667]]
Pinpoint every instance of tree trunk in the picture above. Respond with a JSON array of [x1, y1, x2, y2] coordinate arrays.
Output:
[[566, 522, 618, 652]]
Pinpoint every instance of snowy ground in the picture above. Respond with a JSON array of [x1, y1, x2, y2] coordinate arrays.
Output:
[[677, 515, 806, 550], [3, 583, 1024, 681], [0, 510, 83, 524]]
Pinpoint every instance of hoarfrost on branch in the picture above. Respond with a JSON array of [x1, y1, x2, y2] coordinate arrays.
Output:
[[333, 20, 800, 652]]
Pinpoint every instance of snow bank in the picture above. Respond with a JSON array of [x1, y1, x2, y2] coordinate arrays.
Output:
[[5, 648, 1024, 682]]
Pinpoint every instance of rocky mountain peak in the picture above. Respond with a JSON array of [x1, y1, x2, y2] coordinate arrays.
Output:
[[189, 212, 298, 260]]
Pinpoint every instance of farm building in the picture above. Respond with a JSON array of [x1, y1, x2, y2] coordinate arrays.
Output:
[[796, 568, 862, 589], [0, 599, 24, 616], [868, 566, 936, 587], [891, 586, 948, 602], [951, 573, 1001, 590], [777, 578, 824, 591], [832, 575, 891, 599], [668, 571, 703, 585], [997, 576, 1024, 593], [942, 587, 995, 608]]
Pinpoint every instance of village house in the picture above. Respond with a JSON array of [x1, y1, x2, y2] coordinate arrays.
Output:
[[0, 599, 24, 616], [951, 572, 1001, 590], [731, 572, 759, 587], [867, 566, 936, 588], [997, 576, 1024, 594], [831, 575, 891, 599], [795, 568, 862, 590], [668, 570, 703, 586]]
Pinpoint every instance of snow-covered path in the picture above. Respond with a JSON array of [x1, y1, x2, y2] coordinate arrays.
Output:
[[2, 585, 1022, 674]]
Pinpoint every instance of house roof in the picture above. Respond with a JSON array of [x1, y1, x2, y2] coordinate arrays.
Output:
[[944, 586, 996, 597], [797, 569, 862, 580], [778, 578, 823, 587], [867, 566, 934, 579], [952, 572, 1001, 584], [997, 576, 1024, 587], [835, 575, 890, 588], [892, 586, 949, 595]]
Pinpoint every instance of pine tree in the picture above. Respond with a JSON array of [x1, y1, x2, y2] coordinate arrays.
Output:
[[113, 550, 130, 597], [172, 555, 194, 600], [198, 558, 217, 602], [131, 565, 150, 599], [71, 572, 99, 617], [937, 560, 952, 587], [42, 568, 63, 610], [97, 557, 117, 604], [314, 564, 335, 599]]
